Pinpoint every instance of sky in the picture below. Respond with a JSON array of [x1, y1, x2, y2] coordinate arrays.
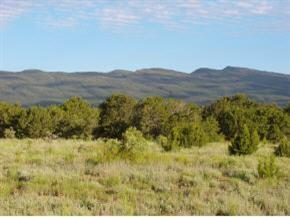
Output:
[[0, 0, 290, 74]]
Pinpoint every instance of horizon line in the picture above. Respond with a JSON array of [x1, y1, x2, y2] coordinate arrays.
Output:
[[0, 65, 288, 75]]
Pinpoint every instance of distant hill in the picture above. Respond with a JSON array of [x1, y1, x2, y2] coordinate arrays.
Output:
[[0, 66, 289, 106]]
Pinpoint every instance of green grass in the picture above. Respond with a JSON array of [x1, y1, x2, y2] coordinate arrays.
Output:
[[0, 139, 289, 215]]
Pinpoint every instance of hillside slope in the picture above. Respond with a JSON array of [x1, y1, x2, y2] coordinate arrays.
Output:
[[0, 66, 289, 106]]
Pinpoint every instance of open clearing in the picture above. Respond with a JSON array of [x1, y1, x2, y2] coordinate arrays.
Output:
[[0, 139, 289, 215]]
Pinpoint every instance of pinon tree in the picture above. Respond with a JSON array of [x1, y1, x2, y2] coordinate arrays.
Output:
[[98, 94, 136, 139], [60, 97, 99, 139], [47, 105, 65, 137], [17, 106, 53, 138], [163, 102, 201, 136], [0, 102, 23, 138], [133, 96, 171, 138], [169, 122, 207, 148], [202, 94, 257, 140], [229, 125, 259, 155]]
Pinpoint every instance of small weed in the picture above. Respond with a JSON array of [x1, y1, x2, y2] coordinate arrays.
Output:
[[178, 174, 199, 188], [6, 168, 31, 182], [99, 176, 121, 188], [223, 169, 254, 183], [64, 153, 75, 163], [258, 156, 280, 178]]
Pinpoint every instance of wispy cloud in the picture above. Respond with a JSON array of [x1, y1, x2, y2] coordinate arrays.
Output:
[[0, 0, 34, 26], [0, 0, 289, 33], [97, 8, 140, 30]]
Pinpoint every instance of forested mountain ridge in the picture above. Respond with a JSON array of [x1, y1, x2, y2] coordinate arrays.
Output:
[[0, 66, 289, 106]]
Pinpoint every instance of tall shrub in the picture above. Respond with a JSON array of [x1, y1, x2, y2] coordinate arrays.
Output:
[[229, 125, 259, 155], [258, 156, 279, 178], [275, 137, 290, 158], [98, 94, 136, 139], [169, 122, 207, 148], [60, 97, 99, 139], [119, 127, 148, 162]]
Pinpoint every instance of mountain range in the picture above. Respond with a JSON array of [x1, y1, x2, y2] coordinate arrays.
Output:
[[0, 66, 289, 106]]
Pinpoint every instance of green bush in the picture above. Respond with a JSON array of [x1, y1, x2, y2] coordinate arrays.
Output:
[[119, 127, 148, 162], [0, 102, 23, 138], [202, 95, 288, 142], [267, 125, 284, 143], [94, 139, 121, 164], [47, 105, 65, 137], [169, 122, 207, 148], [258, 156, 279, 178], [275, 138, 290, 158], [163, 102, 201, 137], [229, 125, 259, 155], [17, 106, 53, 138], [85, 138, 121, 167], [202, 95, 257, 140], [3, 127, 16, 139], [98, 94, 136, 139], [60, 97, 99, 139], [133, 96, 172, 138], [92, 128, 148, 164], [202, 116, 222, 142], [218, 110, 241, 140], [157, 135, 172, 151], [251, 129, 260, 149]]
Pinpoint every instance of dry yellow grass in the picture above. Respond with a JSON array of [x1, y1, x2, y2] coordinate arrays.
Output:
[[0, 139, 289, 215]]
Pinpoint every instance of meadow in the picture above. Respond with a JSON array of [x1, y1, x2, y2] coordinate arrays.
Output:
[[0, 139, 289, 215]]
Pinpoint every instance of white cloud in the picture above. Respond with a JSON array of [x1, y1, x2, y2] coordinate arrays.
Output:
[[97, 8, 140, 28], [0, 0, 35, 26], [45, 16, 77, 28], [0, 0, 289, 33]]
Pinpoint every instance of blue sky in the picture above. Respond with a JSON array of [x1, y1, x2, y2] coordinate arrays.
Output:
[[0, 0, 290, 74]]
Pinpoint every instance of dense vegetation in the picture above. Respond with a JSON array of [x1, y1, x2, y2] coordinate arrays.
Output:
[[0, 94, 289, 215], [0, 94, 289, 154]]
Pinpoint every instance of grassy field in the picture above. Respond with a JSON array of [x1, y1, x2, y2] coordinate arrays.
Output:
[[0, 139, 289, 215]]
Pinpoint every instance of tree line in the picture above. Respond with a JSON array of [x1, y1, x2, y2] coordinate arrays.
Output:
[[0, 94, 289, 156]]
